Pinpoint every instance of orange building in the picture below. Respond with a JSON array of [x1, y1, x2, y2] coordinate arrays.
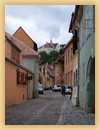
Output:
[[13, 26, 37, 51], [5, 57, 34, 106], [5, 31, 41, 106], [64, 37, 73, 86], [5, 35, 34, 106], [5, 32, 40, 98], [40, 64, 54, 90], [55, 54, 64, 87]]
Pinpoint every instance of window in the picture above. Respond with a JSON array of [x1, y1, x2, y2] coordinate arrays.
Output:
[[17, 71, 21, 84], [73, 30, 77, 54], [71, 48, 73, 61], [71, 71, 72, 86], [62, 66, 64, 72], [43, 66, 45, 75], [8, 48, 10, 54], [68, 50, 70, 63], [17, 70, 27, 85], [66, 54, 67, 64], [68, 72, 70, 85], [66, 73, 67, 84], [23, 73, 26, 83]]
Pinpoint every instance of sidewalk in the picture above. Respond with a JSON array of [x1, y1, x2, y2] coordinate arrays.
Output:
[[57, 99, 95, 125]]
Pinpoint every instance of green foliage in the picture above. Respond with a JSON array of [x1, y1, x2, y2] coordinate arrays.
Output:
[[39, 51, 49, 64], [39, 50, 59, 65]]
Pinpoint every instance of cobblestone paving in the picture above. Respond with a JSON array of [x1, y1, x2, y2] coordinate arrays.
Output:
[[57, 100, 95, 125], [5, 90, 95, 125], [5, 90, 67, 125]]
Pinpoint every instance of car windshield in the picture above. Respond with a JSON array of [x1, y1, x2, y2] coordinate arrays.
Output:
[[39, 85, 42, 88], [68, 86, 71, 88]]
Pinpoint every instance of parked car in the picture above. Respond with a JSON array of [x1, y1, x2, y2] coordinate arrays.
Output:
[[65, 85, 72, 94], [52, 85, 61, 92], [38, 83, 44, 94]]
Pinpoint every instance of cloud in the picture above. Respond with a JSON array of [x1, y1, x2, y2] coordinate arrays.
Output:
[[5, 5, 75, 47]]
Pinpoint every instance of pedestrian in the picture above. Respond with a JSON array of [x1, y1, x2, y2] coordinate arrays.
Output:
[[61, 85, 66, 96], [70, 87, 73, 100]]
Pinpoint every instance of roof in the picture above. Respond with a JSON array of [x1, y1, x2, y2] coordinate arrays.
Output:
[[39, 42, 59, 49], [13, 26, 38, 51], [64, 37, 73, 50], [47, 65, 54, 77], [5, 34, 21, 52], [40, 64, 54, 77], [13, 26, 36, 44], [5, 57, 34, 75], [55, 54, 64, 63], [5, 32, 39, 57], [69, 12, 75, 33]]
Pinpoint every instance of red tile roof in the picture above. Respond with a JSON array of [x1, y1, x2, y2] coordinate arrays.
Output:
[[39, 42, 58, 49], [5, 32, 39, 57], [47, 65, 54, 77]]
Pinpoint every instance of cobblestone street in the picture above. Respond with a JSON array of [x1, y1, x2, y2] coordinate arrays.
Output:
[[5, 90, 95, 125]]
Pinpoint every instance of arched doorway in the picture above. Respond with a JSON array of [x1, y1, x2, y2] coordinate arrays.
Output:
[[86, 57, 95, 113]]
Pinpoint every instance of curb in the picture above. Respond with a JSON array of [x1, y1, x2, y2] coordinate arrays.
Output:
[[56, 100, 67, 125]]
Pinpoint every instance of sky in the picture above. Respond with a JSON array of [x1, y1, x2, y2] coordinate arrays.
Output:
[[5, 5, 75, 48]]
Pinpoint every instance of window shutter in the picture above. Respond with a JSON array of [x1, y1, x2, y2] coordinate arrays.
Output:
[[21, 72, 24, 85], [25, 74, 28, 85], [17, 71, 20, 84]]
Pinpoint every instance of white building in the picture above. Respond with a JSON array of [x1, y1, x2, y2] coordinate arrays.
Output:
[[38, 40, 60, 54]]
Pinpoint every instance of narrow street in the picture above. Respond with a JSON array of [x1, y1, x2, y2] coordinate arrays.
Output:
[[5, 90, 95, 125]]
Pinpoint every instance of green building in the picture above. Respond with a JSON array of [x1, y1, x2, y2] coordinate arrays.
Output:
[[73, 5, 95, 113]]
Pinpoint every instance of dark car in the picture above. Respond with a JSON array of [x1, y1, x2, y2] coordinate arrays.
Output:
[[38, 83, 44, 94], [65, 85, 72, 94]]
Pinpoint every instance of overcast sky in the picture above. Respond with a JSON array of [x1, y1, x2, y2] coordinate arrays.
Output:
[[5, 5, 75, 48]]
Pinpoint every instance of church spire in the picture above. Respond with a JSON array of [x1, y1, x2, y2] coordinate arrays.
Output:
[[50, 37, 52, 44]]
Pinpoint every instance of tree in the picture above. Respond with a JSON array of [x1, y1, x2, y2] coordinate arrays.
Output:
[[39, 51, 49, 64], [39, 50, 60, 65]]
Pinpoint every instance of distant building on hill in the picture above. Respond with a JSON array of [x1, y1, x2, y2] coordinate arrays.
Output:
[[38, 39, 60, 54]]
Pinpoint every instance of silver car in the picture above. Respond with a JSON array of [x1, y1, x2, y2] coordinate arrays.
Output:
[[38, 83, 44, 94], [52, 85, 61, 92], [65, 85, 72, 94]]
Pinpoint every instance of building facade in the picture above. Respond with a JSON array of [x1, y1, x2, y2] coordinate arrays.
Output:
[[64, 37, 73, 87], [74, 5, 95, 112], [40, 64, 54, 90], [38, 40, 60, 54], [13, 26, 38, 51], [6, 31, 40, 98], [69, 13, 78, 106], [5, 35, 34, 106], [55, 54, 64, 87]]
